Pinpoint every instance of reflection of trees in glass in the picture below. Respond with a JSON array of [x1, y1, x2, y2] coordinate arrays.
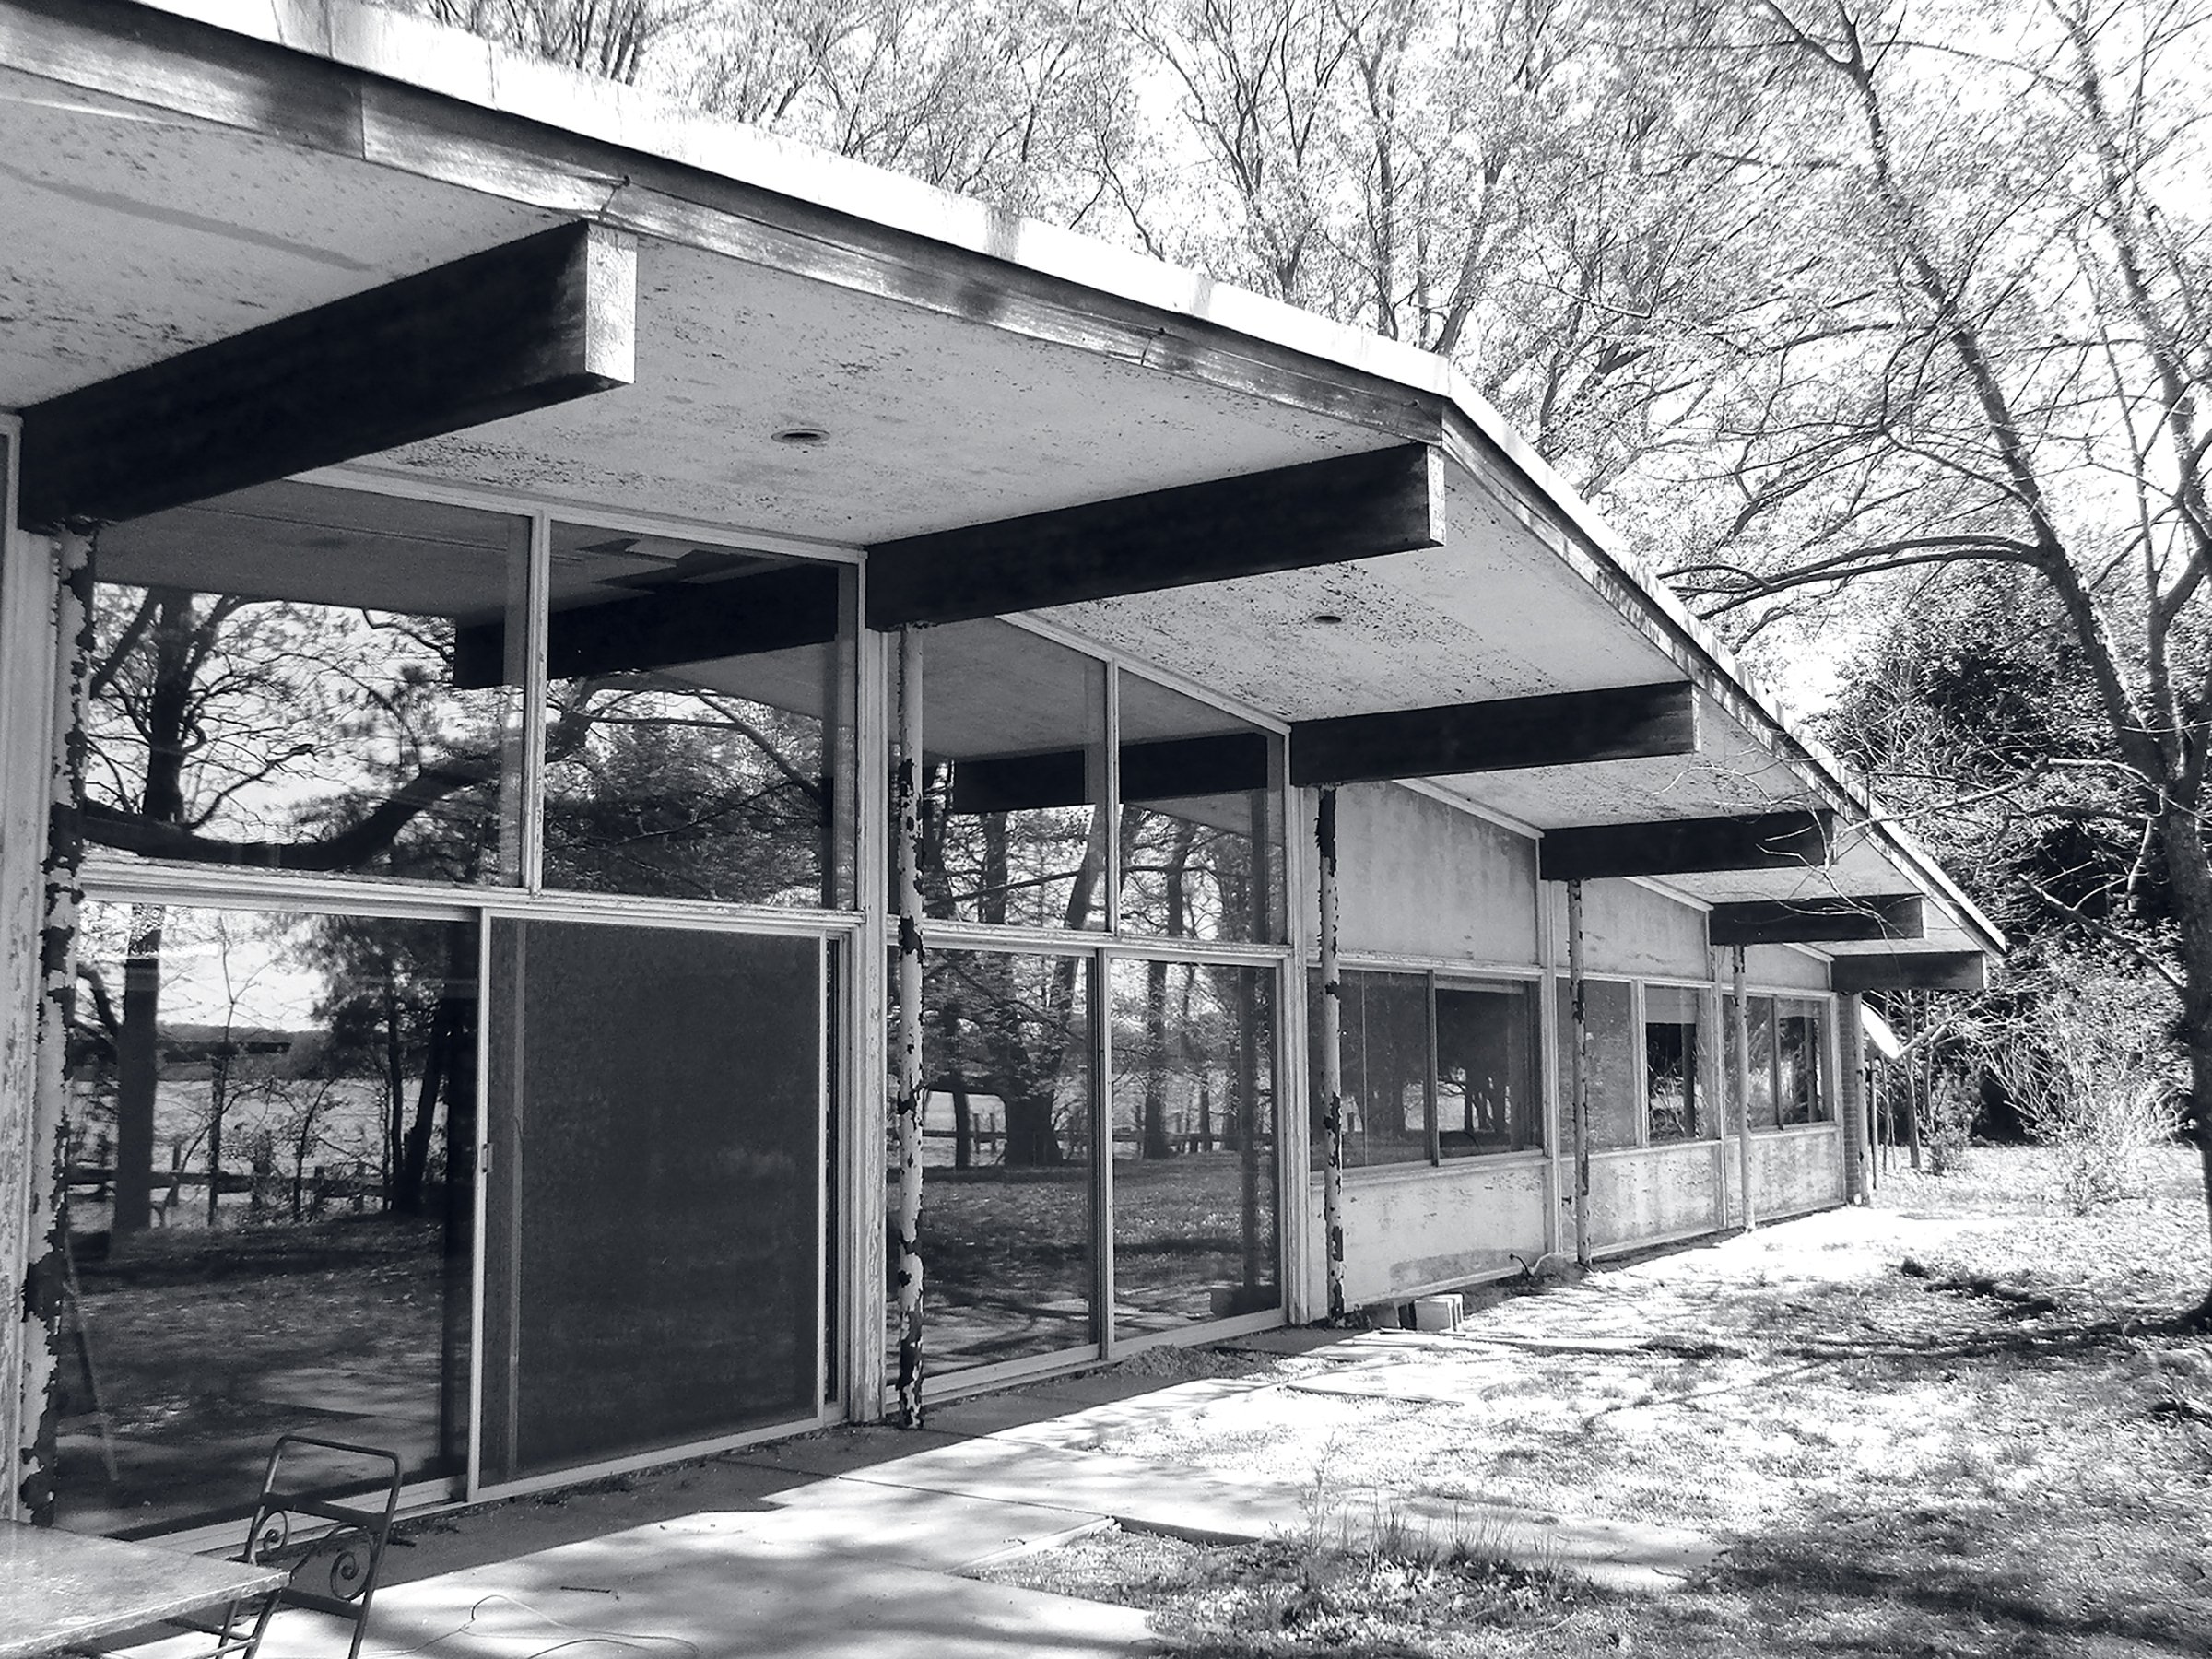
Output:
[[543, 676, 833, 905], [1109, 959, 1276, 1319], [1645, 1023, 1699, 1140], [915, 771, 1108, 1166], [924, 951, 1088, 1169], [1111, 959, 1265, 1159], [918, 762, 1107, 934], [1121, 798, 1274, 944], [83, 585, 511, 876], [65, 908, 473, 1235], [300, 917, 476, 1215], [78, 583, 505, 1240]]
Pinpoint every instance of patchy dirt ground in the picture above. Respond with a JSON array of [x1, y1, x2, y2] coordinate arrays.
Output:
[[982, 1145, 2212, 1656]]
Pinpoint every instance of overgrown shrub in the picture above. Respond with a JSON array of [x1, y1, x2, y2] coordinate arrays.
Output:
[[1977, 981, 2183, 1212], [1925, 1079, 1976, 1176]]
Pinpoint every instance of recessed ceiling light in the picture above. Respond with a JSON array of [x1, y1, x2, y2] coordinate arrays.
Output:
[[771, 427, 830, 447], [1311, 611, 1345, 625]]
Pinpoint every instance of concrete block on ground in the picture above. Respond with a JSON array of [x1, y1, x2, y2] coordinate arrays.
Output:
[[1410, 1294, 1464, 1332]]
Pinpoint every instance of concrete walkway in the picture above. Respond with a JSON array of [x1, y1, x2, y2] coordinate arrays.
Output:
[[136, 1329, 1720, 1659]]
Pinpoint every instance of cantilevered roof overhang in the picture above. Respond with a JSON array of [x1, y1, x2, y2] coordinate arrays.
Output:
[[0, 0, 2002, 976]]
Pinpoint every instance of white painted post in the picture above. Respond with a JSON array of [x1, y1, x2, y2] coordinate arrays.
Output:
[[1839, 991, 1869, 1203], [18, 529, 90, 1520], [0, 523, 58, 1524], [1567, 879, 1592, 1266], [1733, 944, 1756, 1232], [891, 628, 926, 1426], [1317, 786, 1347, 1322]]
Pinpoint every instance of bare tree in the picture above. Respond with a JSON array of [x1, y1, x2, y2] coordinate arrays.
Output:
[[1646, 0, 2212, 1313]]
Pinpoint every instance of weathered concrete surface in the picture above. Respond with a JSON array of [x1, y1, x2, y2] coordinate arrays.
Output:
[[736, 1382, 1718, 1595]]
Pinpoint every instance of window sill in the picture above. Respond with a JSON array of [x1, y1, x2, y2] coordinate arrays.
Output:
[[1308, 1148, 1551, 1188]]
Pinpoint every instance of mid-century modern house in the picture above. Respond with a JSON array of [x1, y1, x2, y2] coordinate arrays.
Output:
[[0, 0, 1999, 1541]]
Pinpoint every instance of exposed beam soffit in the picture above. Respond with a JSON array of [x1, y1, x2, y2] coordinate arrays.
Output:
[[865, 444, 1442, 630], [1830, 952, 1989, 994], [1540, 809, 1836, 883], [1288, 682, 1697, 788], [1707, 895, 1926, 948], [18, 220, 636, 530]]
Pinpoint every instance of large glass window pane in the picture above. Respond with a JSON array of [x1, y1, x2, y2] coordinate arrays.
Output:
[[1117, 675, 1284, 945], [1553, 979, 1637, 1149], [1645, 984, 1704, 1141], [903, 947, 1095, 1372], [87, 482, 527, 884], [917, 621, 1108, 931], [58, 902, 475, 1536], [481, 921, 824, 1483], [1306, 969, 1430, 1168], [1111, 959, 1278, 1334], [1776, 1000, 1828, 1124], [1747, 995, 1779, 1128], [540, 525, 857, 907], [1439, 980, 1542, 1154]]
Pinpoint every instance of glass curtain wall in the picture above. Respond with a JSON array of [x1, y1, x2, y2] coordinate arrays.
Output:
[[1310, 973, 1541, 1164], [910, 947, 1096, 1369], [537, 524, 857, 906], [1644, 985, 1705, 1141], [60, 478, 857, 1533], [1110, 960, 1277, 1333], [58, 900, 477, 1537], [1725, 992, 1838, 1130], [1306, 969, 1430, 1168], [894, 626, 1286, 1383], [86, 482, 530, 882]]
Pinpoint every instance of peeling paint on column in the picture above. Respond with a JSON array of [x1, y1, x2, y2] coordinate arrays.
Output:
[[18, 529, 90, 1524], [1839, 991, 1869, 1204], [1316, 787, 1347, 1324], [1567, 878, 1592, 1267], [1732, 944, 1756, 1232], [891, 628, 926, 1427]]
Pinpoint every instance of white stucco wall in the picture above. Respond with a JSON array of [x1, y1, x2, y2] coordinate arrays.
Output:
[[1304, 1156, 1553, 1303], [1545, 879, 1710, 978], [1303, 783, 1540, 966]]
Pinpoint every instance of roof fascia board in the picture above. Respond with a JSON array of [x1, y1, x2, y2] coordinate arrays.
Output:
[[134, 0, 1463, 401]]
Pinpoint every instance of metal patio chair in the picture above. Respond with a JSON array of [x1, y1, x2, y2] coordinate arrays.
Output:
[[163, 1434, 404, 1659]]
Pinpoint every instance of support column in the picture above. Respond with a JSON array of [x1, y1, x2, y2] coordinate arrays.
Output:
[[17, 529, 90, 1522], [0, 522, 57, 1524], [1732, 944, 1756, 1233], [1839, 991, 1869, 1203], [891, 628, 926, 1427], [1905, 991, 1925, 1172], [1567, 879, 1592, 1266], [1316, 787, 1346, 1323]]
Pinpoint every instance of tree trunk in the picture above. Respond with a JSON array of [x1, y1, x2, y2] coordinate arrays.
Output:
[[396, 996, 453, 1215], [948, 1073, 972, 1171], [112, 905, 162, 1240], [1142, 957, 1171, 1160], [2158, 803, 2212, 1322], [205, 1046, 230, 1229], [398, 927, 474, 1212], [382, 972, 405, 1211]]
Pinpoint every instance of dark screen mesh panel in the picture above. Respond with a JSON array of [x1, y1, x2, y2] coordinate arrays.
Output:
[[1555, 979, 1639, 1149], [483, 920, 823, 1483]]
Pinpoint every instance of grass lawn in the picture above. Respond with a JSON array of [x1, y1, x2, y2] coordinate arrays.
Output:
[[979, 1144, 2212, 1656]]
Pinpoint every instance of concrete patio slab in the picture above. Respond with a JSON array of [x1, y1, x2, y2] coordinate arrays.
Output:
[[265, 1525, 1162, 1659]]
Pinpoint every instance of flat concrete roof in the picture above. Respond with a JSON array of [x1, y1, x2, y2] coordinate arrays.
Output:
[[0, 0, 2003, 959]]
